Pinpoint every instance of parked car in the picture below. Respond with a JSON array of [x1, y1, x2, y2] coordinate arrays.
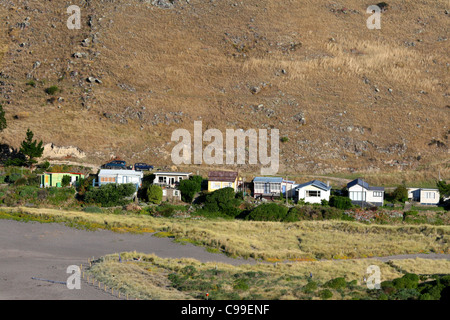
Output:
[[103, 160, 128, 169], [134, 163, 154, 171]]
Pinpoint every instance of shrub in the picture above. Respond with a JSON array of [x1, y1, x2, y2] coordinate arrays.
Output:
[[178, 179, 201, 203], [329, 196, 352, 209], [84, 183, 136, 207], [302, 281, 317, 293], [440, 275, 450, 286], [391, 185, 408, 203], [4, 159, 24, 167], [37, 161, 50, 170], [204, 187, 242, 217], [318, 289, 333, 300], [14, 177, 28, 186], [280, 136, 289, 143], [245, 203, 289, 221], [233, 278, 249, 291], [392, 274, 419, 290], [147, 185, 163, 204], [287, 205, 343, 221], [181, 265, 197, 277], [61, 175, 71, 187], [325, 277, 347, 290], [45, 86, 59, 95], [26, 80, 36, 87], [378, 293, 389, 300]]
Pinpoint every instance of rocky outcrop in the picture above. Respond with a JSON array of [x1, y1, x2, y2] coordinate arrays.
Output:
[[41, 143, 86, 159]]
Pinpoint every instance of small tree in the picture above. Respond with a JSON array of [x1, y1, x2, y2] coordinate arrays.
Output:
[[178, 179, 200, 203], [436, 181, 450, 199], [204, 187, 241, 217], [147, 184, 163, 204], [329, 196, 352, 210], [61, 175, 71, 187], [20, 129, 44, 166], [391, 185, 408, 203]]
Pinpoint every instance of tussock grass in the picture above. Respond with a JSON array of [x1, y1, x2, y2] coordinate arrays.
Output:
[[87, 252, 449, 300], [3, 207, 449, 261], [387, 258, 450, 275]]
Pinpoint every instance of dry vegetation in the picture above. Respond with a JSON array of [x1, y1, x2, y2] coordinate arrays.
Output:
[[86, 252, 449, 300], [3, 206, 449, 261], [0, 0, 448, 181]]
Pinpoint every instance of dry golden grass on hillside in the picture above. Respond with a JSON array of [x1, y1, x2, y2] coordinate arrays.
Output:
[[0, 0, 448, 178]]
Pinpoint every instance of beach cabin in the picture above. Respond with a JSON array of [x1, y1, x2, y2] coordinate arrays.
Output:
[[295, 180, 331, 204], [40, 172, 85, 188]]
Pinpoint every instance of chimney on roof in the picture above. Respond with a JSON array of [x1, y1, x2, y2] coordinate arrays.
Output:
[[327, 181, 329, 187]]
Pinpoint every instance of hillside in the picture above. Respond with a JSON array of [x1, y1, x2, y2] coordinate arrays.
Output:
[[0, 0, 449, 180]]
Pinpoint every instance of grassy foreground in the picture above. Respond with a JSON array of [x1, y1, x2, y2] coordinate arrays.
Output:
[[1, 206, 449, 261], [86, 252, 450, 300]]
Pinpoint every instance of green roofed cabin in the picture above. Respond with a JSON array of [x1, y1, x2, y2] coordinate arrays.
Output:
[[40, 172, 85, 188]]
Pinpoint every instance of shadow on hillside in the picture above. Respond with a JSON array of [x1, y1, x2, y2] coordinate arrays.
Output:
[[0, 143, 26, 164]]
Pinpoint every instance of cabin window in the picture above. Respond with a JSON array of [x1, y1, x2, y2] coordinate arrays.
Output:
[[425, 192, 435, 199], [211, 182, 221, 189], [306, 190, 321, 197], [373, 192, 383, 197]]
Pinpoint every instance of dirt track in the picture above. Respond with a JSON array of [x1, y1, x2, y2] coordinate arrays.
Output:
[[0, 219, 449, 300]]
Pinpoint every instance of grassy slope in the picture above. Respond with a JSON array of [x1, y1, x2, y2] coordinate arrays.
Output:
[[0, 0, 448, 180], [3, 206, 449, 260], [87, 252, 450, 300]]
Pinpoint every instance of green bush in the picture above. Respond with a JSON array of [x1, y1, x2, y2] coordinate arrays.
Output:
[[302, 281, 317, 293], [45, 86, 59, 95], [378, 293, 389, 300], [61, 175, 71, 187], [4, 158, 27, 167], [392, 274, 419, 290], [287, 205, 343, 221], [325, 277, 347, 290], [233, 278, 249, 291], [84, 183, 136, 207], [14, 177, 28, 186], [318, 289, 333, 300], [178, 178, 201, 203], [203, 187, 242, 217], [18, 186, 39, 198], [245, 203, 289, 221], [440, 275, 450, 286], [47, 187, 76, 205], [391, 185, 408, 203], [329, 196, 352, 209], [147, 185, 163, 204], [26, 80, 36, 87]]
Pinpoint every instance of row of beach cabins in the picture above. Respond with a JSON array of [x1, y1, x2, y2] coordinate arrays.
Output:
[[39, 168, 441, 207]]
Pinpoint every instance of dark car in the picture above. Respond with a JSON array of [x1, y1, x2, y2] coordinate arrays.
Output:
[[103, 160, 128, 169], [134, 163, 153, 171]]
